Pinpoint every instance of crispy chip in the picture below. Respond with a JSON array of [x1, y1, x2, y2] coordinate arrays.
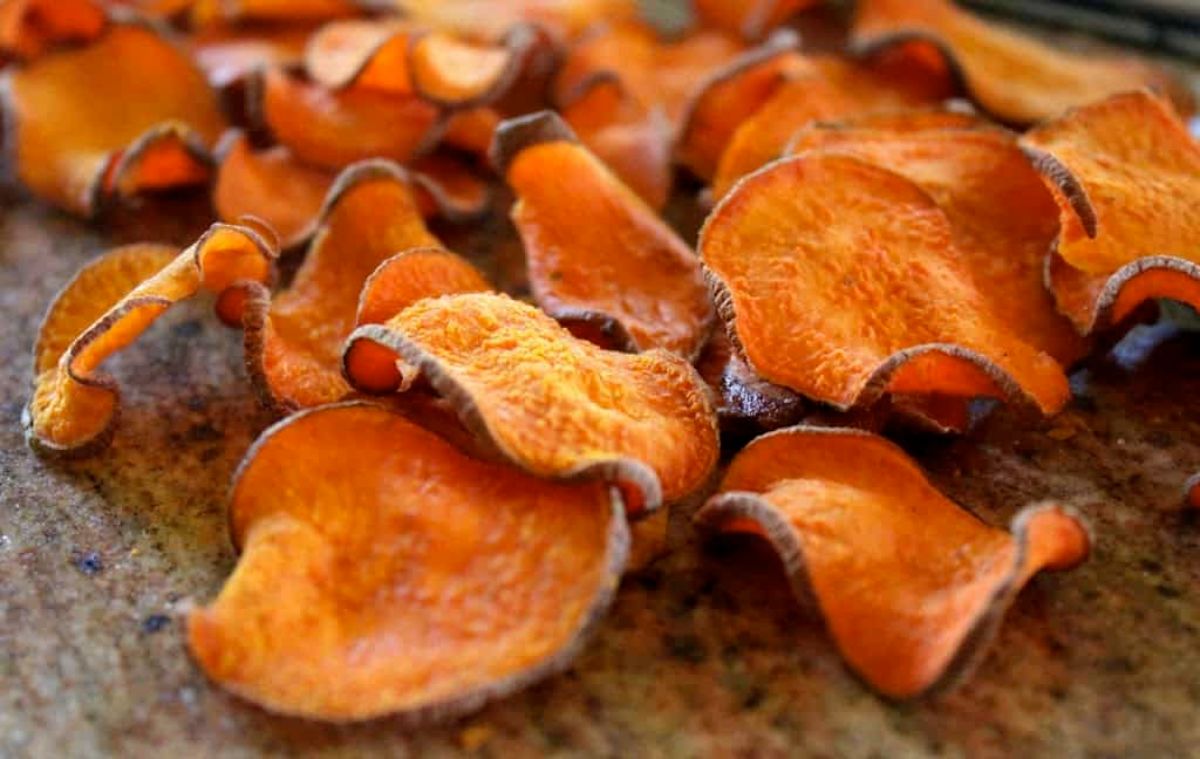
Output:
[[693, 0, 816, 40], [26, 225, 275, 455], [700, 153, 1071, 414], [851, 0, 1187, 125], [0, 0, 105, 60], [1020, 91, 1200, 334], [187, 23, 312, 89], [696, 426, 1089, 698], [408, 153, 493, 223], [675, 29, 804, 180], [493, 112, 713, 359], [355, 248, 490, 326], [258, 67, 443, 170], [391, 0, 638, 43], [189, 402, 628, 723], [710, 55, 956, 198], [444, 105, 502, 156], [344, 293, 720, 513], [787, 122, 1086, 365], [242, 161, 442, 412], [2, 22, 225, 216], [189, 0, 359, 25]]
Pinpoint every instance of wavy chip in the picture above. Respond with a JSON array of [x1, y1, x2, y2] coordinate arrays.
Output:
[[189, 402, 628, 723], [787, 122, 1086, 365], [356, 248, 490, 326], [493, 112, 713, 359], [851, 0, 1188, 125], [26, 225, 275, 455], [187, 23, 313, 90], [344, 293, 720, 513], [259, 68, 443, 170], [700, 153, 1070, 414], [696, 426, 1090, 698], [0, 0, 105, 60], [1020, 90, 1200, 334], [693, 0, 816, 40], [2, 21, 225, 216], [391, 0, 637, 43], [242, 161, 441, 412]]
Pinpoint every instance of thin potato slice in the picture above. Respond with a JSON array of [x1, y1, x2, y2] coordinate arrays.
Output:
[[700, 153, 1070, 414], [391, 0, 638, 43], [494, 112, 713, 359], [355, 248, 491, 326], [26, 225, 276, 455], [189, 402, 628, 723], [344, 293, 720, 513], [696, 425, 1090, 698], [187, 23, 313, 89]]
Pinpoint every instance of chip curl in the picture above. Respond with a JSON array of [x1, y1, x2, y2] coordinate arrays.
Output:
[[699, 152, 1071, 415], [1, 20, 226, 217], [188, 401, 629, 723], [1020, 90, 1200, 334], [25, 224, 276, 456], [493, 111, 714, 359], [695, 425, 1091, 698], [355, 247, 491, 327], [343, 292, 721, 514], [186, 22, 313, 90], [850, 0, 1190, 125]]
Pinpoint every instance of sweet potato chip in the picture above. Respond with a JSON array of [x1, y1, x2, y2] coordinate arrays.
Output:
[[242, 161, 442, 412], [444, 105, 502, 156], [494, 112, 713, 359], [787, 123, 1086, 365], [696, 425, 1090, 698], [189, 0, 359, 25], [675, 29, 804, 180], [355, 247, 490, 326], [695, 329, 805, 434], [391, 0, 637, 43], [700, 153, 1070, 414], [187, 23, 312, 89], [710, 55, 956, 199], [851, 0, 1187, 125], [2, 22, 225, 216], [258, 68, 443, 170], [1020, 90, 1200, 334], [693, 0, 816, 40], [408, 153, 493, 223], [26, 225, 275, 455], [344, 293, 720, 513], [0, 0, 105, 60], [189, 401, 628, 723]]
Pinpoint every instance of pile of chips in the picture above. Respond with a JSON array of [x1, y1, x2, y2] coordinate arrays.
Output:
[[9, 0, 1199, 723]]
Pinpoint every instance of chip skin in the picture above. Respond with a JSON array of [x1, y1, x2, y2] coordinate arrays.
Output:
[[25, 225, 276, 456], [240, 160, 442, 413], [700, 152, 1070, 415], [343, 293, 720, 514], [1, 21, 225, 217], [695, 425, 1091, 698], [850, 0, 1189, 125], [494, 111, 714, 359], [1020, 90, 1200, 334]]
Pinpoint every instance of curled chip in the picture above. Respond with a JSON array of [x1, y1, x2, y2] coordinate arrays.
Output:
[[693, 0, 816, 40], [189, 402, 628, 723], [696, 426, 1090, 698], [242, 161, 441, 412], [187, 23, 313, 90], [851, 0, 1188, 125], [0, 0, 105, 60], [26, 225, 276, 456], [493, 112, 713, 359], [356, 247, 490, 326], [787, 122, 1086, 366], [709, 55, 956, 199], [700, 153, 1070, 414], [213, 132, 490, 249], [1020, 90, 1200, 334], [259, 68, 443, 170], [675, 28, 805, 180], [344, 292, 720, 513], [392, 0, 638, 43], [2, 21, 226, 217]]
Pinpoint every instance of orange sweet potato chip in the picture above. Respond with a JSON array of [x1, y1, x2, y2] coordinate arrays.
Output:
[[787, 122, 1086, 365], [0, 0, 105, 60], [1020, 90, 1200, 334], [696, 425, 1090, 698], [710, 55, 956, 199], [26, 225, 276, 455], [355, 247, 490, 326], [189, 401, 628, 723], [693, 0, 817, 40], [258, 67, 443, 170], [493, 112, 713, 359], [2, 21, 226, 216], [700, 153, 1071, 414], [241, 161, 442, 412], [343, 292, 720, 513], [189, 0, 359, 25], [187, 23, 312, 90], [391, 0, 637, 43], [851, 0, 1188, 125]]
